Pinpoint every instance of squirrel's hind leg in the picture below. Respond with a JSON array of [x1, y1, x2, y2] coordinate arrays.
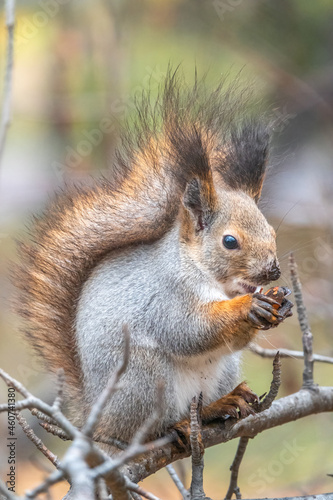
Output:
[[171, 382, 258, 450]]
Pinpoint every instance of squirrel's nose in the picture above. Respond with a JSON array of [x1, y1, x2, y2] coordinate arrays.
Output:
[[268, 261, 281, 281]]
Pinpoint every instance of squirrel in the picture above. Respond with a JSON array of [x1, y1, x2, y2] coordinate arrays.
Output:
[[14, 70, 293, 448]]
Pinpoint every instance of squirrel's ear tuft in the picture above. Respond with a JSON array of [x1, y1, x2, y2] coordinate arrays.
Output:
[[214, 121, 270, 203], [183, 177, 217, 232]]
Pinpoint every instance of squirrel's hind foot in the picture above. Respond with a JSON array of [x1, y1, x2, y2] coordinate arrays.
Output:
[[201, 381, 258, 422], [171, 382, 258, 451]]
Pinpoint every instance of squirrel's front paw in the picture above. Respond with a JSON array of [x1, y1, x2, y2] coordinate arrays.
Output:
[[248, 286, 293, 330]]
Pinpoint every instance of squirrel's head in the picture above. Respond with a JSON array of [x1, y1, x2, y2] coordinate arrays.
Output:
[[180, 122, 280, 299]]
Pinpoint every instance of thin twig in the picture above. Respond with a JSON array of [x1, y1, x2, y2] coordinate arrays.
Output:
[[190, 397, 203, 464], [32, 406, 70, 441], [166, 464, 190, 499], [175, 461, 188, 491], [31, 408, 58, 425], [224, 437, 249, 500], [0, 0, 15, 165], [0, 397, 32, 412], [125, 477, 162, 500], [289, 253, 315, 388], [249, 343, 333, 365], [82, 325, 130, 438], [39, 421, 70, 440], [189, 396, 211, 500], [225, 348, 311, 499], [95, 381, 169, 482], [257, 352, 282, 412], [16, 412, 59, 467], [88, 379, 170, 497], [0, 368, 77, 439], [0, 367, 30, 398], [2, 365, 164, 499], [59, 436, 99, 500], [25, 469, 64, 499]]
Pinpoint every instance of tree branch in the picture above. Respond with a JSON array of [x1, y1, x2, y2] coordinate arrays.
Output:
[[189, 395, 211, 500], [289, 253, 315, 388], [249, 343, 333, 365], [224, 437, 249, 500], [0, 368, 77, 439], [31, 408, 58, 426], [123, 386, 333, 483], [257, 352, 281, 412], [25, 469, 64, 499], [1, 256, 331, 499], [166, 464, 190, 499], [16, 412, 59, 468], [39, 421, 70, 440], [224, 353, 282, 499], [92, 421, 171, 481], [125, 477, 162, 500], [0, 0, 15, 165]]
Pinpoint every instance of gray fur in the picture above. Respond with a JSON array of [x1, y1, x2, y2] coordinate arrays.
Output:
[[76, 223, 241, 443]]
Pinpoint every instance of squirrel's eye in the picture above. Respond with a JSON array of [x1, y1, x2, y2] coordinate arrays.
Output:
[[223, 235, 238, 250]]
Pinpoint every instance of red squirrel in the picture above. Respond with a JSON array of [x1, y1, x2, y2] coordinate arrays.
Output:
[[14, 70, 293, 447]]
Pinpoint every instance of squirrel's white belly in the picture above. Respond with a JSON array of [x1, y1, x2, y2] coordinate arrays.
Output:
[[173, 350, 240, 417], [172, 285, 239, 416]]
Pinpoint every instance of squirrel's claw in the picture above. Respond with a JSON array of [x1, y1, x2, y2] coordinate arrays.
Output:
[[278, 298, 294, 318], [248, 311, 266, 329]]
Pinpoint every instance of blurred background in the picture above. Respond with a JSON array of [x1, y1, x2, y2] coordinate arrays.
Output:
[[0, 0, 333, 498]]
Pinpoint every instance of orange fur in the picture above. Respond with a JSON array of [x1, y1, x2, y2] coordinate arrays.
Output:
[[204, 295, 256, 350]]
